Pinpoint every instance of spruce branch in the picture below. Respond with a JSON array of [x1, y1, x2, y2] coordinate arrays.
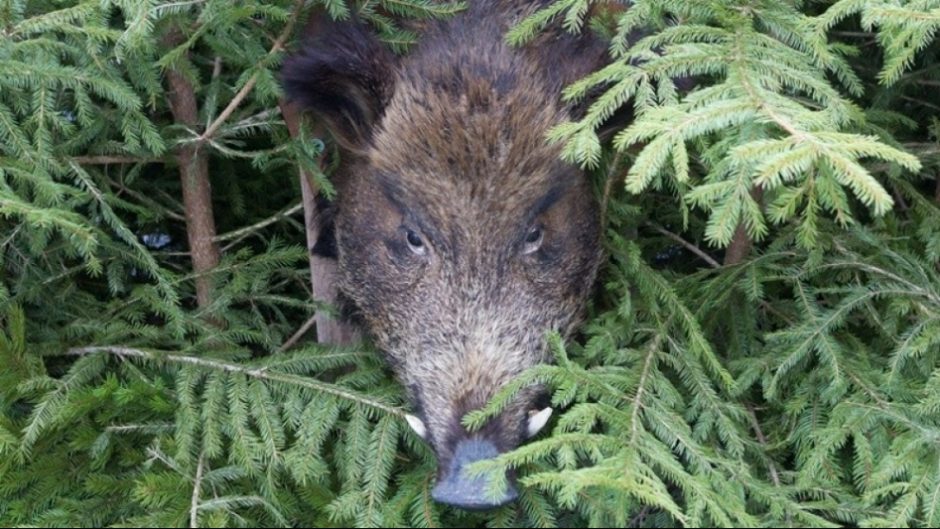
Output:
[[190, 451, 205, 529], [197, 0, 304, 144], [62, 346, 404, 416]]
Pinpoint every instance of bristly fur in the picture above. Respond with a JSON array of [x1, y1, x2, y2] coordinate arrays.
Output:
[[283, 1, 611, 475]]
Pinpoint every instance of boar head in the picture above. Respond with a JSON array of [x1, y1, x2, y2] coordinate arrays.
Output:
[[282, 4, 617, 509]]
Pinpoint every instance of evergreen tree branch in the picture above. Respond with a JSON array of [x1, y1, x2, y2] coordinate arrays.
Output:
[[190, 450, 205, 529], [197, 0, 304, 144], [630, 331, 663, 445], [106, 176, 187, 222], [723, 186, 764, 266], [62, 346, 403, 416]]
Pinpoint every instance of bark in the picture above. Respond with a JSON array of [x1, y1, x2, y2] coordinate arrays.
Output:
[[723, 186, 765, 266], [935, 171, 939, 205], [164, 29, 221, 310], [280, 99, 361, 346]]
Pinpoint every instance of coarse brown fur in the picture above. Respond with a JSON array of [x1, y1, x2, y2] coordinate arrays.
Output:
[[283, 0, 616, 487]]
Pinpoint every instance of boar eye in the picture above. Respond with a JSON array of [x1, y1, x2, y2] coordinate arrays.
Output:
[[405, 228, 427, 256], [522, 226, 543, 255]]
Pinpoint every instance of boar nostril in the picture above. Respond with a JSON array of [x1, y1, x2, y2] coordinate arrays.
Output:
[[405, 414, 427, 439], [526, 407, 553, 438], [431, 439, 518, 509]]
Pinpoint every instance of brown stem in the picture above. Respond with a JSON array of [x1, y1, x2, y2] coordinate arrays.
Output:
[[190, 451, 205, 528], [164, 28, 221, 310], [645, 221, 721, 269], [106, 176, 187, 222], [935, 171, 940, 205], [723, 224, 752, 266], [892, 183, 910, 213], [746, 405, 781, 488], [280, 99, 361, 346], [723, 186, 764, 266], [278, 314, 318, 352], [215, 202, 303, 246]]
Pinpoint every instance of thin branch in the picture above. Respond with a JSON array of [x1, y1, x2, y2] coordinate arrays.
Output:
[[211, 55, 222, 81], [600, 152, 623, 230], [278, 314, 319, 352], [214, 202, 303, 244], [190, 451, 205, 529], [630, 331, 663, 445], [0, 225, 22, 251], [830, 30, 875, 39], [105, 423, 175, 434], [900, 95, 940, 113], [107, 176, 187, 222], [889, 183, 911, 213], [629, 506, 651, 528], [746, 406, 781, 488], [197, 0, 304, 143], [72, 155, 162, 165], [644, 221, 721, 269], [63, 346, 403, 416]]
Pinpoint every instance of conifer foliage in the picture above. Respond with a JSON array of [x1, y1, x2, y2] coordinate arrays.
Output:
[[1, 0, 939, 527]]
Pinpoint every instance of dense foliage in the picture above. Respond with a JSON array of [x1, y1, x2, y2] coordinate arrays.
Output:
[[1, 0, 939, 526]]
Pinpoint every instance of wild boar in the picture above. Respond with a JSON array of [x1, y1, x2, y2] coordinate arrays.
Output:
[[282, 0, 621, 509]]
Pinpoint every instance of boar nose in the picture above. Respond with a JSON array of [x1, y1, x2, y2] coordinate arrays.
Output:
[[431, 439, 519, 509]]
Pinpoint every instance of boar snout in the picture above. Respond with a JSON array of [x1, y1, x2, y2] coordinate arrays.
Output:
[[408, 406, 554, 509], [431, 439, 519, 509]]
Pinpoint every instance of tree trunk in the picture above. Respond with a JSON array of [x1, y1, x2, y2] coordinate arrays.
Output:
[[164, 30, 221, 310], [935, 171, 939, 205], [723, 186, 765, 266], [280, 99, 361, 346]]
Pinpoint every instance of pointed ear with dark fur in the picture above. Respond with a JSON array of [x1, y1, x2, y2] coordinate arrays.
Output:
[[281, 17, 395, 150]]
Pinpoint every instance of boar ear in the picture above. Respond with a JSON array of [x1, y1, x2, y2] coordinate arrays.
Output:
[[281, 17, 395, 150]]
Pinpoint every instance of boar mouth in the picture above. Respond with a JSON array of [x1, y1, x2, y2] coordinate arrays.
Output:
[[405, 407, 553, 509], [430, 438, 519, 509]]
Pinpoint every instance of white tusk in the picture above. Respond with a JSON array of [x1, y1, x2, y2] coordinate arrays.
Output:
[[405, 414, 427, 439], [527, 407, 553, 438]]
